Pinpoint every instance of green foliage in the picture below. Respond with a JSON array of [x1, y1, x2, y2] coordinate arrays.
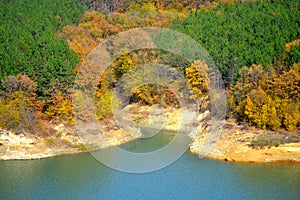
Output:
[[77, 0, 218, 13], [75, 143, 87, 151], [1, 0, 299, 134], [46, 138, 55, 146], [249, 135, 285, 149], [0, 0, 83, 96], [285, 40, 300, 68], [172, 0, 300, 80], [249, 132, 300, 148]]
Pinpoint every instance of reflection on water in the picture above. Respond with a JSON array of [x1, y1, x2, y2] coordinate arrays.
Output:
[[121, 128, 176, 153], [1, 133, 299, 199]]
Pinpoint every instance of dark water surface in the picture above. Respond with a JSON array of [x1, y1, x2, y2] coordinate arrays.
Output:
[[1, 131, 299, 200]]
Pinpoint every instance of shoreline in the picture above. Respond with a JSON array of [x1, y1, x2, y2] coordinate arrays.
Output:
[[189, 121, 300, 164], [1, 106, 299, 163], [1, 129, 299, 164], [2, 143, 299, 164], [0, 123, 142, 161], [189, 146, 300, 164]]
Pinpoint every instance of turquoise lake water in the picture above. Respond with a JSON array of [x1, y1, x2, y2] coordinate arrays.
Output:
[[1, 130, 299, 199]]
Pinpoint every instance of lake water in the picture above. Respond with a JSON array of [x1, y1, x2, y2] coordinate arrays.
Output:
[[1, 130, 299, 199]]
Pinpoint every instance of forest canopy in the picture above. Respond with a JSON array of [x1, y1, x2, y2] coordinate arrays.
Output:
[[0, 0, 299, 133], [0, 0, 83, 96], [171, 0, 300, 82]]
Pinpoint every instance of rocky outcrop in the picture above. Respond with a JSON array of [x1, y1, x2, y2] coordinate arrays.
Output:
[[0, 129, 53, 160], [190, 121, 300, 163], [0, 123, 140, 160]]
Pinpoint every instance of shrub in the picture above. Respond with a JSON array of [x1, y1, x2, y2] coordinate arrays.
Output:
[[46, 138, 55, 146], [1, 74, 37, 97], [44, 91, 74, 125], [95, 91, 118, 120], [0, 91, 36, 131]]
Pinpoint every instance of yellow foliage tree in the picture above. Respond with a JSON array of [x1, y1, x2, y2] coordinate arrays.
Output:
[[185, 60, 209, 100], [244, 96, 253, 121], [0, 91, 34, 130], [45, 91, 74, 125]]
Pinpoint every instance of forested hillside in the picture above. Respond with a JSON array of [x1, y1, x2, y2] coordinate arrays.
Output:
[[172, 0, 300, 131], [172, 0, 300, 81], [0, 0, 299, 134], [0, 0, 83, 96]]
